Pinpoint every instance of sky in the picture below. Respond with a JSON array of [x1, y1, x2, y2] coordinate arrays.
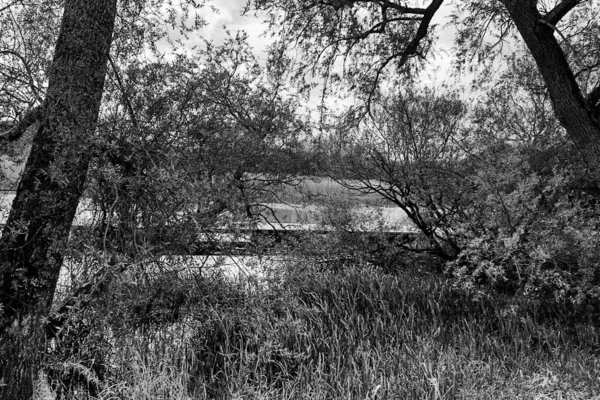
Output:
[[197, 0, 458, 72], [158, 0, 468, 116], [196, 0, 271, 57]]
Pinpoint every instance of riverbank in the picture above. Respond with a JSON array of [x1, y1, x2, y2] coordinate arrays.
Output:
[[40, 259, 600, 399]]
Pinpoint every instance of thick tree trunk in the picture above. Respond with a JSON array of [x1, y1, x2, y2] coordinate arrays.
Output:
[[500, 0, 600, 169], [0, 0, 117, 397]]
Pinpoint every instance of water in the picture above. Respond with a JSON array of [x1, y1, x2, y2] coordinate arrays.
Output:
[[1, 192, 415, 232], [56, 254, 291, 297]]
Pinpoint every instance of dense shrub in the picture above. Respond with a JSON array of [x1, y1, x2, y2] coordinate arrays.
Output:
[[446, 152, 600, 317]]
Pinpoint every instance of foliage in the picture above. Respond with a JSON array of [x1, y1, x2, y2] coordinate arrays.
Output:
[[0, 1, 309, 397], [252, 0, 600, 168], [448, 160, 600, 314], [252, 0, 444, 105], [252, 0, 600, 108], [75, 32, 311, 260], [0, 0, 208, 125], [442, 52, 600, 311], [3, 0, 600, 398], [312, 43, 600, 315], [325, 84, 467, 260], [35, 256, 600, 399]]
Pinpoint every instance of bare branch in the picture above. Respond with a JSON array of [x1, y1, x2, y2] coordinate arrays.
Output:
[[0, 49, 43, 104]]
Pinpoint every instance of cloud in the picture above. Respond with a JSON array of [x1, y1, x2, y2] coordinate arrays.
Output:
[[198, 0, 270, 57], [200, 3, 235, 43]]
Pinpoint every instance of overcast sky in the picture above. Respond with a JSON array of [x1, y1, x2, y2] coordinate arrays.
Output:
[[198, 1, 457, 69], [198, 1, 270, 55], [191, 0, 463, 112]]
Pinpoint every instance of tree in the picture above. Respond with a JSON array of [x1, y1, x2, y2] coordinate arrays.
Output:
[[498, 0, 600, 168], [0, 0, 214, 394], [0, 0, 309, 396], [329, 85, 467, 260], [0, 0, 117, 397], [0, 29, 306, 396], [91, 33, 307, 247], [0, 1, 56, 125], [251, 0, 600, 169]]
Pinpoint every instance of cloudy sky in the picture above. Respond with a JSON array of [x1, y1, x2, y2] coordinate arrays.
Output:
[[198, 1, 271, 55], [197, 1, 457, 69], [190, 0, 463, 111]]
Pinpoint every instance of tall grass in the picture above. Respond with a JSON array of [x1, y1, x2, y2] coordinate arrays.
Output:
[[40, 259, 600, 399]]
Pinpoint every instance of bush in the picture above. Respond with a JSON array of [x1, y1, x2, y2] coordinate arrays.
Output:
[[447, 166, 600, 318]]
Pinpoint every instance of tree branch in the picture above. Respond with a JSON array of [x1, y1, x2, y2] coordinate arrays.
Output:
[[363, 0, 430, 15], [543, 0, 583, 25], [587, 85, 600, 112], [0, 49, 43, 104], [366, 0, 444, 105], [386, 0, 444, 67], [0, 105, 42, 142], [0, 0, 22, 14], [311, 0, 430, 15], [108, 55, 138, 127]]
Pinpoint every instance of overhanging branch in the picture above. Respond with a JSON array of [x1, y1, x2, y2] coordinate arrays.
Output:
[[0, 49, 43, 104], [0, 105, 42, 143], [587, 85, 600, 114], [544, 0, 582, 25], [108, 55, 138, 127], [366, 0, 444, 105], [363, 0, 430, 15]]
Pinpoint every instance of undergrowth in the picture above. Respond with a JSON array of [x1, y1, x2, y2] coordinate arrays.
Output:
[[38, 258, 600, 399]]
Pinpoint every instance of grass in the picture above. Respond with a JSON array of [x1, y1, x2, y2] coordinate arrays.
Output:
[[38, 257, 600, 399]]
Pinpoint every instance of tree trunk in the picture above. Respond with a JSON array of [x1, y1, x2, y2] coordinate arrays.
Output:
[[0, 0, 117, 397], [500, 0, 600, 169]]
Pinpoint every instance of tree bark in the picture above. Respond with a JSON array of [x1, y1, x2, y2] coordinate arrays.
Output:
[[500, 0, 600, 169], [0, 0, 117, 397]]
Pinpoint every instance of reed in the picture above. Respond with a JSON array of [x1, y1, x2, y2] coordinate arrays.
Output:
[[39, 260, 600, 399]]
